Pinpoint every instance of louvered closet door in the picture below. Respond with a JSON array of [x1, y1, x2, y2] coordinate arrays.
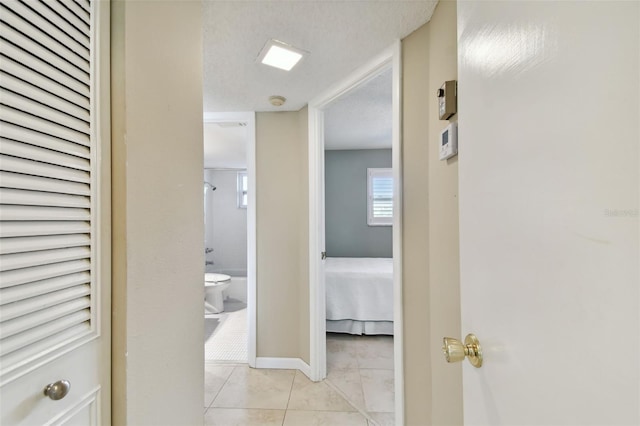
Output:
[[0, 1, 109, 425]]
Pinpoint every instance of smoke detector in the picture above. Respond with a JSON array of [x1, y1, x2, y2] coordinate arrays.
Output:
[[269, 96, 286, 107]]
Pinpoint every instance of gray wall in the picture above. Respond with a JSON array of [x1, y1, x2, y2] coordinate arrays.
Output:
[[325, 149, 392, 258], [204, 169, 247, 276]]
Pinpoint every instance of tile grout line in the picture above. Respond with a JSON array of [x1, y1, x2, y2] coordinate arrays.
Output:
[[206, 365, 237, 412], [324, 374, 378, 426], [282, 369, 298, 425]]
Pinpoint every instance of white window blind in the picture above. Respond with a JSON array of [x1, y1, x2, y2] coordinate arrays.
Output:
[[367, 168, 393, 226], [0, 0, 95, 380]]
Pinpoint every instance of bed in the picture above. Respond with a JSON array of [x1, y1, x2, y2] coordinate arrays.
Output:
[[325, 257, 394, 335]]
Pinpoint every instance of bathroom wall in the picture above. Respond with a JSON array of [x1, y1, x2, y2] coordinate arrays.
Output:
[[325, 149, 392, 258], [204, 169, 248, 276]]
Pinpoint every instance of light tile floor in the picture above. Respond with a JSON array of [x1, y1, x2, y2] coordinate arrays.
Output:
[[203, 333, 395, 426], [325, 333, 395, 426]]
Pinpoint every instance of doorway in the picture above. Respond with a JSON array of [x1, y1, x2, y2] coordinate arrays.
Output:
[[308, 42, 404, 424], [202, 112, 257, 367]]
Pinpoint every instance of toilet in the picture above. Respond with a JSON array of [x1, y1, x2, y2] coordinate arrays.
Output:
[[204, 273, 231, 313]]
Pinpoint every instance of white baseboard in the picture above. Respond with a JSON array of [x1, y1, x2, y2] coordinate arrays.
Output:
[[255, 357, 312, 379]]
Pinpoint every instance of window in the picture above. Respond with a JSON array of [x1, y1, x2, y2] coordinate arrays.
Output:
[[367, 168, 393, 226], [237, 171, 248, 208]]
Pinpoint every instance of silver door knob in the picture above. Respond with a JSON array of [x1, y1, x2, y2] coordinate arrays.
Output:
[[44, 380, 71, 400], [442, 334, 482, 368]]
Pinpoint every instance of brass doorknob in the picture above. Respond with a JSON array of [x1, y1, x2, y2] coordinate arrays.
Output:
[[44, 380, 71, 400], [442, 334, 482, 368]]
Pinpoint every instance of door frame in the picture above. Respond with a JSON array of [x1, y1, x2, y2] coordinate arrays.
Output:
[[202, 111, 257, 367], [307, 41, 404, 423]]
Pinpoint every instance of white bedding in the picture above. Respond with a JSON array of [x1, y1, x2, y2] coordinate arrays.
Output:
[[325, 257, 393, 324]]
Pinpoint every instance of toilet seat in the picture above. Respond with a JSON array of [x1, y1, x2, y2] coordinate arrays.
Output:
[[205, 273, 231, 284]]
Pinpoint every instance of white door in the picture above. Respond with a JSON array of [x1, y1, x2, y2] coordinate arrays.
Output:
[[0, 0, 110, 424], [457, 1, 639, 425]]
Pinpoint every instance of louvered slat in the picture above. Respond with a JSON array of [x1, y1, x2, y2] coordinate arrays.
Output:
[[0, 21, 89, 86], [0, 0, 95, 382], [0, 188, 90, 208], [0, 106, 90, 147], [42, 0, 91, 38], [0, 139, 89, 170], [0, 56, 89, 110], [60, 0, 90, 27], [1, 2, 90, 72], [0, 154, 90, 183], [0, 271, 90, 304], [0, 205, 90, 221], [0, 171, 90, 196], [1, 71, 90, 122], [0, 246, 91, 272], [0, 297, 90, 339], [23, 0, 90, 48], [0, 234, 90, 255], [0, 41, 90, 99], [0, 221, 90, 238], [0, 310, 91, 356], [0, 285, 90, 322], [1, 88, 90, 134], [0, 121, 90, 158], [0, 259, 90, 289], [74, 0, 90, 15], [1, 323, 90, 375]]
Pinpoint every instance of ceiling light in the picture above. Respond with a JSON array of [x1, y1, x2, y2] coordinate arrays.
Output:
[[258, 39, 306, 71]]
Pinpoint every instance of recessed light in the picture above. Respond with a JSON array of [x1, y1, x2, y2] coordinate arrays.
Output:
[[258, 39, 306, 71]]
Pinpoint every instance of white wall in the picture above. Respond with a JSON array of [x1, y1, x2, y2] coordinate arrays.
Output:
[[458, 1, 639, 424], [204, 169, 248, 276]]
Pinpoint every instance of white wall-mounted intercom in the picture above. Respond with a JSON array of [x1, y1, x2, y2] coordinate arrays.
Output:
[[439, 122, 458, 161]]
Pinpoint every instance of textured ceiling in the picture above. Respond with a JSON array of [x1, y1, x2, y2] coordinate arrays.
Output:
[[202, 0, 438, 113], [324, 67, 392, 150]]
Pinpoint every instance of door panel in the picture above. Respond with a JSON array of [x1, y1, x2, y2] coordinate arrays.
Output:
[[1, 343, 99, 425], [0, 0, 110, 424], [458, 1, 639, 424]]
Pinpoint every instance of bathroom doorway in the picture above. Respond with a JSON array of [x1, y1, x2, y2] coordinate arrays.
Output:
[[203, 112, 256, 366]]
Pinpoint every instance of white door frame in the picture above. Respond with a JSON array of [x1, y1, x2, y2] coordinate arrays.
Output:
[[202, 111, 257, 367], [307, 41, 404, 423]]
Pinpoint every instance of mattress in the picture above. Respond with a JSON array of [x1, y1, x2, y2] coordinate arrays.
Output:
[[325, 257, 393, 328]]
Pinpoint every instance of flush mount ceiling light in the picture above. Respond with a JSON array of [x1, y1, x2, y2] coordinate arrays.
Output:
[[258, 39, 307, 71]]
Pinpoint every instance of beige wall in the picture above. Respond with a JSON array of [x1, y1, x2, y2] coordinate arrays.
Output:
[[256, 108, 310, 362], [111, 1, 204, 424], [402, 1, 463, 424]]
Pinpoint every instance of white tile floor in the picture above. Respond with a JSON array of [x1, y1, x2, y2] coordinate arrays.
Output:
[[204, 300, 247, 362], [203, 333, 395, 426]]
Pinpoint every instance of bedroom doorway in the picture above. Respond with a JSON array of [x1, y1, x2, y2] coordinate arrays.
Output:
[[308, 42, 403, 424]]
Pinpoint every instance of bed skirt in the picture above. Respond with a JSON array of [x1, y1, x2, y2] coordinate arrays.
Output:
[[326, 319, 394, 335]]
